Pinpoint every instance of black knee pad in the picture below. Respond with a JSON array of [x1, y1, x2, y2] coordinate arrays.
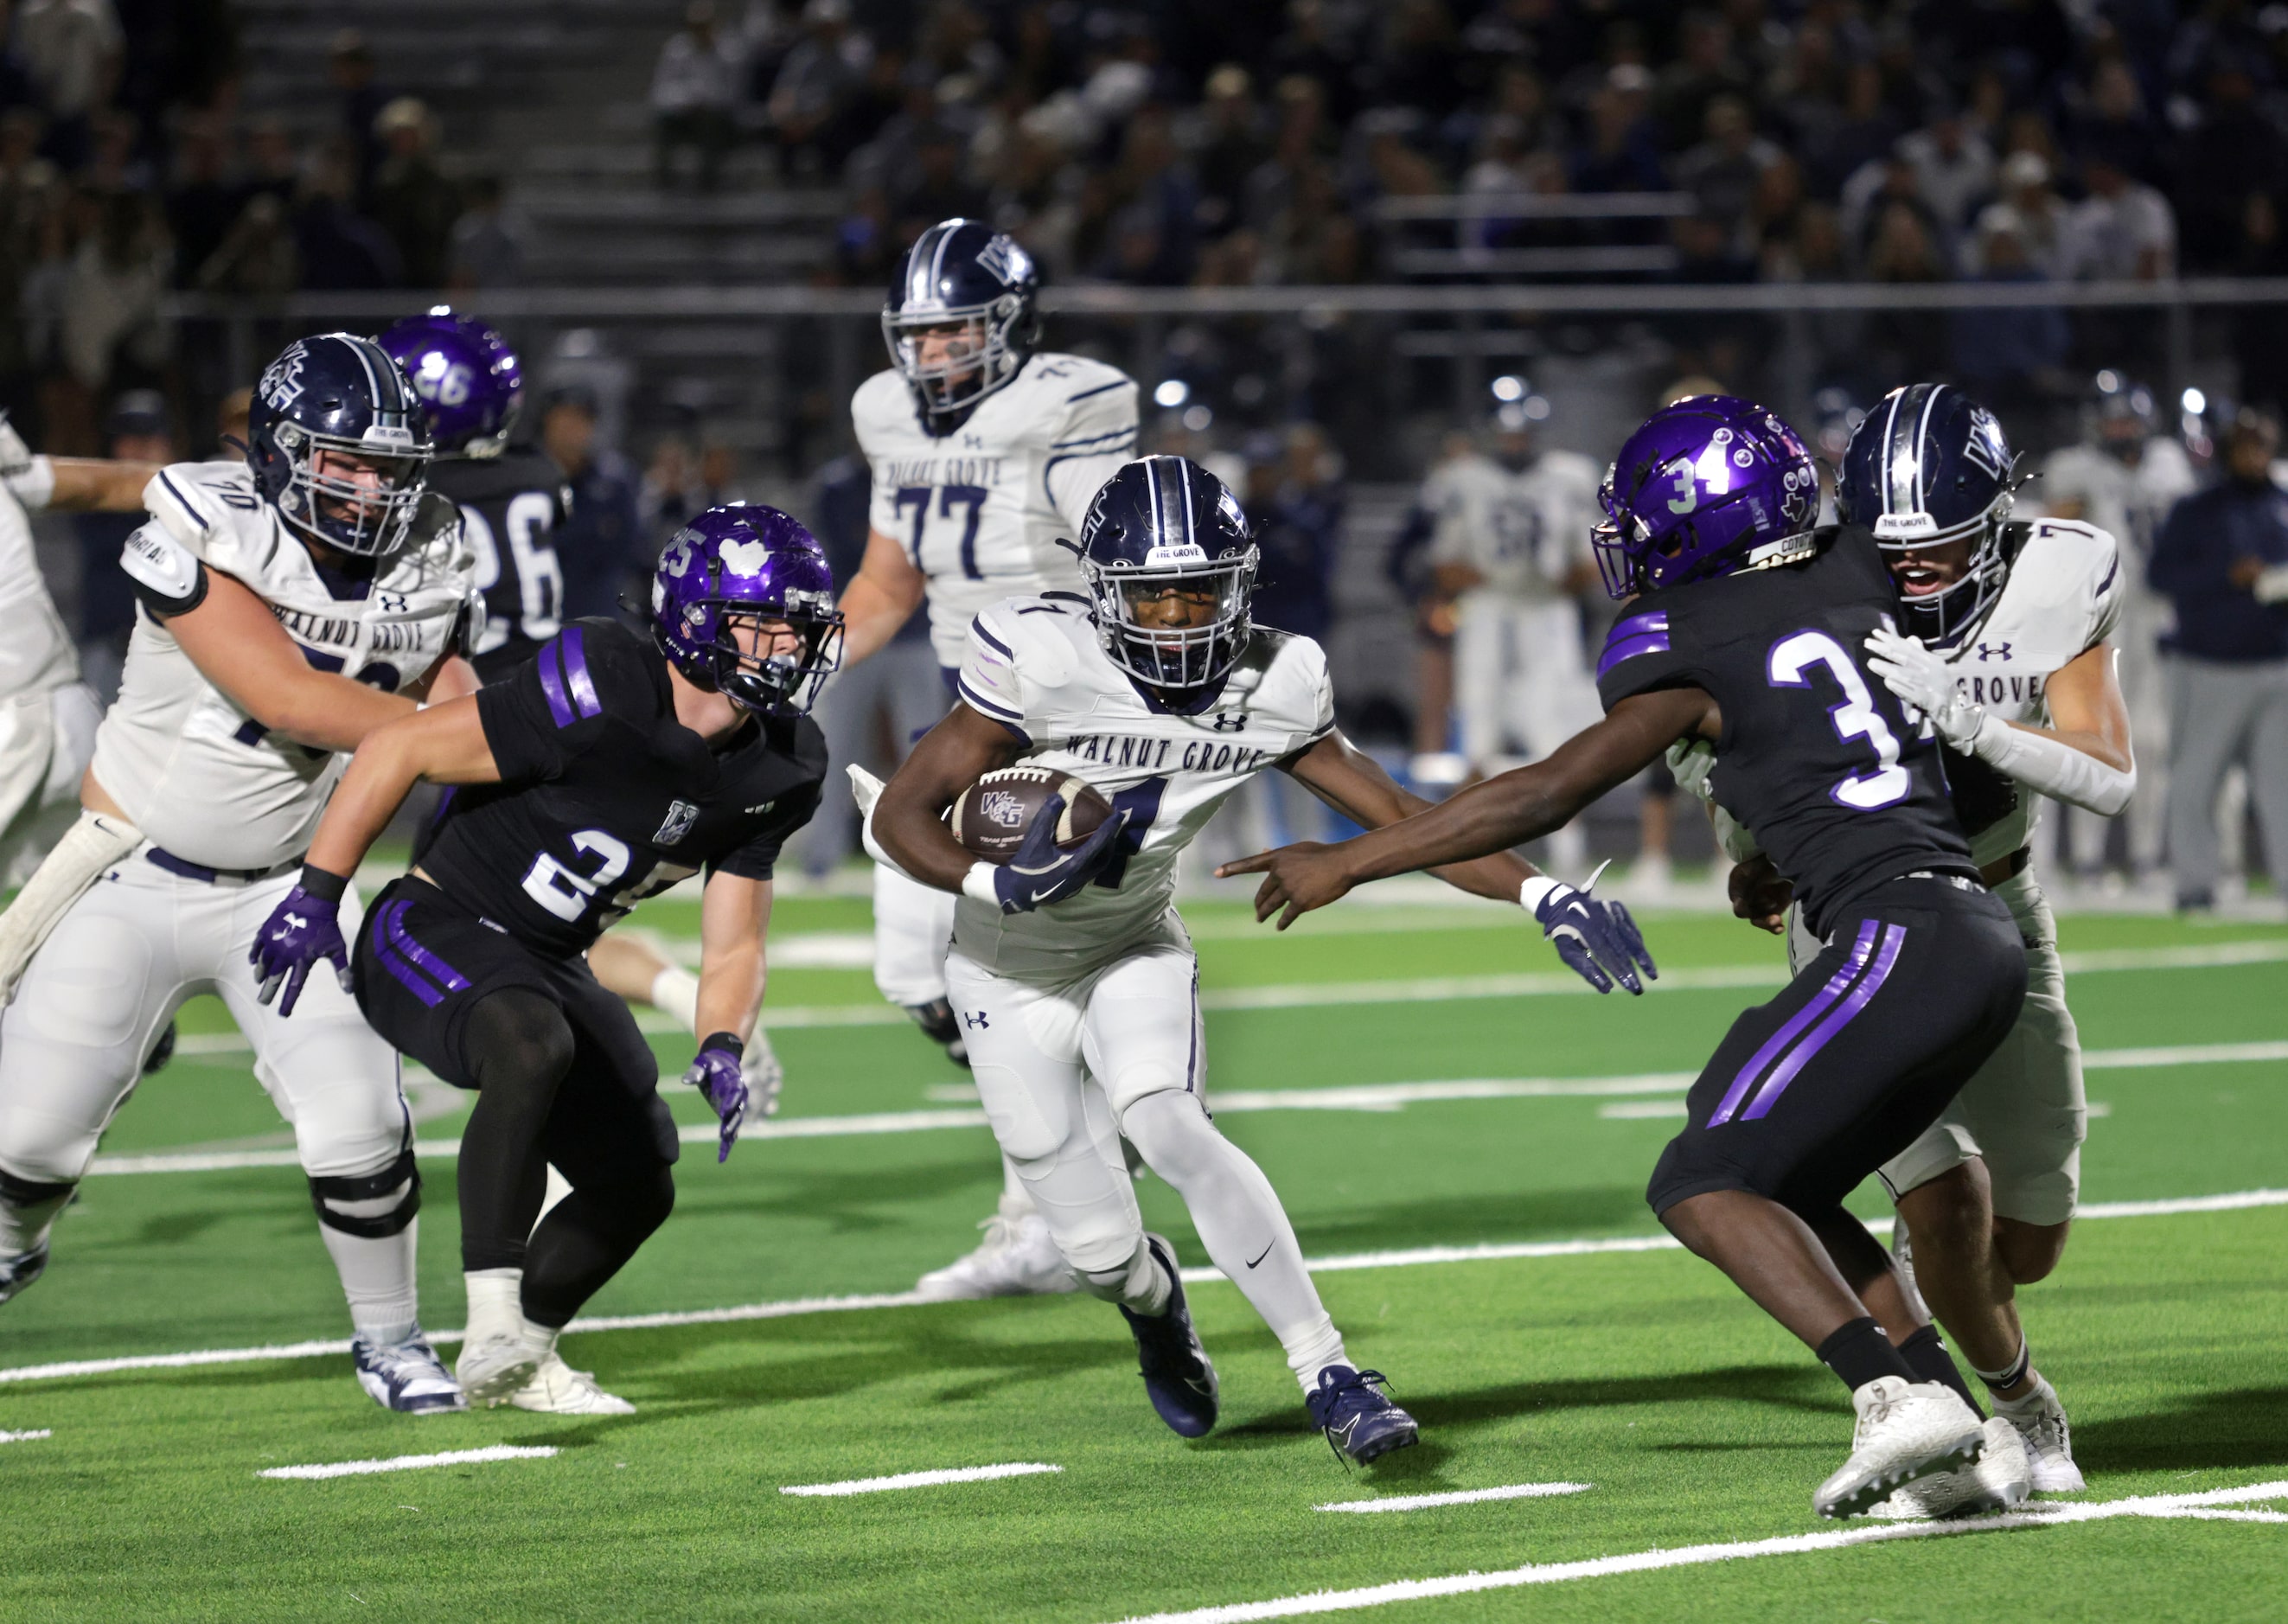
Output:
[[0, 1167, 77, 1207], [309, 1148, 422, 1239]]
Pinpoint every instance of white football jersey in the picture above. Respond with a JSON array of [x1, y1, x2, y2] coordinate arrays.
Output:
[[2034, 439, 2193, 576], [1423, 450, 1601, 599], [0, 485, 78, 702], [93, 462, 473, 870], [953, 595, 1333, 978], [853, 352, 1139, 668]]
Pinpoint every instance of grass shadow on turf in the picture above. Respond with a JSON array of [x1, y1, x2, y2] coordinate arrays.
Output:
[[1281, 1186, 1659, 1256], [673, 1155, 1009, 1235], [2075, 1385, 2288, 1471]]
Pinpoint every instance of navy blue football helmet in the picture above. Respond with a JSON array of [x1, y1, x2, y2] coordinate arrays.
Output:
[[1075, 455, 1257, 694], [247, 332, 434, 557], [881, 218, 1039, 424], [1838, 382, 2018, 646]]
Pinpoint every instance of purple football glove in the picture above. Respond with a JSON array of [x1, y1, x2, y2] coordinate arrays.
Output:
[[1524, 865, 1658, 995], [684, 1034, 749, 1163], [993, 794, 1131, 915], [249, 868, 354, 1017]]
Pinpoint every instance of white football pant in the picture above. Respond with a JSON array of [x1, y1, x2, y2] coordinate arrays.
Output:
[[0, 682, 100, 888], [872, 859, 958, 1009], [1452, 593, 1598, 871]]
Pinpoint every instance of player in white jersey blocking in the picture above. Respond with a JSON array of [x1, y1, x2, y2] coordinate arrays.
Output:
[[1715, 385, 2129, 1504], [838, 219, 1139, 1299], [0, 336, 479, 1414], [872, 456, 1653, 1461], [1421, 387, 1603, 872]]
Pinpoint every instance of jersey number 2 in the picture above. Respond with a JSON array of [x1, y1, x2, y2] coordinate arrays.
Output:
[[1767, 630, 1909, 809], [522, 828, 631, 923]]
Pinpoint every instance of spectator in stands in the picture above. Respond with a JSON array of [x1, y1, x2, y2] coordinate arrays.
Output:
[[1813, 59, 1900, 200], [292, 137, 399, 289], [196, 189, 297, 297], [1673, 93, 1780, 252], [542, 387, 644, 624], [1895, 102, 1993, 238], [73, 386, 168, 700], [2173, 55, 2286, 273], [163, 112, 240, 289], [446, 174, 523, 291], [886, 120, 987, 246], [1363, 0, 1460, 120], [1245, 423, 1344, 643], [370, 98, 458, 290], [0, 106, 54, 418], [1654, 9, 1752, 154], [2070, 56, 2163, 187], [2063, 153, 2176, 281], [767, 0, 868, 180], [653, 0, 744, 191], [60, 186, 168, 405], [1191, 63, 1265, 240], [1569, 64, 1665, 195], [16, 0, 120, 173], [328, 29, 389, 202], [241, 115, 299, 208], [1949, 208, 2070, 412], [1974, 150, 2071, 278]]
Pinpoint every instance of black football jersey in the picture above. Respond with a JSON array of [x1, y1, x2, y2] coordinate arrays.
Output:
[[1596, 526, 1974, 936], [419, 618, 827, 957], [427, 445, 571, 683]]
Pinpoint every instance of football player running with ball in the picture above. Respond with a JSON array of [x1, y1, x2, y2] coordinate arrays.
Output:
[[0, 335, 476, 1414], [251, 506, 836, 1415], [1225, 399, 2034, 1516], [840, 218, 1141, 1301], [871, 455, 1650, 1462]]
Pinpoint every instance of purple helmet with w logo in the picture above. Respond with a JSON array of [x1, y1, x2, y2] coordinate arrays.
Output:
[[652, 505, 844, 717], [376, 310, 523, 457], [1591, 394, 1818, 600]]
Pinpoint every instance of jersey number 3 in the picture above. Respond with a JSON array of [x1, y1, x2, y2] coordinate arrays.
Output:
[[1767, 630, 1909, 809]]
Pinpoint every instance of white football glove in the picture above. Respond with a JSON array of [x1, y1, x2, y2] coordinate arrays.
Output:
[[1863, 627, 1983, 748]]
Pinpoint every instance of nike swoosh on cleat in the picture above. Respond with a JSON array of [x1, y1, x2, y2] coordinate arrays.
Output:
[[1245, 1242, 1275, 1269]]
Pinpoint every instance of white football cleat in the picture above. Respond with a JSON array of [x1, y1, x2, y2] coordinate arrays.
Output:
[[1865, 1416, 2031, 1519], [0, 1242, 48, 1304], [913, 1212, 1081, 1301], [1814, 1376, 1987, 1519], [741, 1029, 786, 1119], [456, 1328, 549, 1408], [1997, 1376, 2085, 1493], [502, 1349, 636, 1416], [352, 1327, 467, 1415]]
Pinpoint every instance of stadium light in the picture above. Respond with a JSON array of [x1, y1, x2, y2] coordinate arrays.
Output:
[[1490, 374, 1525, 402], [1154, 380, 1190, 408], [2182, 387, 2206, 415]]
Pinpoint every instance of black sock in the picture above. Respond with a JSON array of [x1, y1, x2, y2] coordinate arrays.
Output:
[[522, 1169, 676, 1329], [456, 990, 574, 1273], [1816, 1315, 1915, 1393], [1897, 1323, 1983, 1416]]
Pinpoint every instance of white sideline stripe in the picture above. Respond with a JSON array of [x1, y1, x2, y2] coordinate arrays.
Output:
[[1317, 1483, 1592, 1514], [259, 1444, 557, 1480], [780, 1462, 1063, 1497], [1106, 1481, 2288, 1624], [7, 1186, 2285, 1388], [84, 1036, 2288, 1176], [1599, 1102, 1688, 1119], [0, 1429, 52, 1442]]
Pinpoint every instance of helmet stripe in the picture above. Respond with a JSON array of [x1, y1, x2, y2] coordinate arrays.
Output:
[[1911, 383, 1945, 511]]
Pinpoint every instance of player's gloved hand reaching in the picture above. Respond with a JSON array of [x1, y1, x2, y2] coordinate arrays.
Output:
[[250, 866, 354, 1016], [684, 1034, 749, 1163], [1864, 627, 1985, 749], [1523, 863, 1656, 995], [992, 794, 1130, 915]]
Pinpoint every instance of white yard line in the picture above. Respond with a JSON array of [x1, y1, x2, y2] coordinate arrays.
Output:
[[779, 1462, 1063, 1498], [1317, 1483, 1592, 1514], [0, 1428, 52, 1442], [6, 1187, 2283, 1387], [258, 1444, 557, 1480], [1107, 1481, 2288, 1624]]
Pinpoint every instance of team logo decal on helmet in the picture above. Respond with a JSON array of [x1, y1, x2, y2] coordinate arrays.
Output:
[[246, 332, 435, 558], [1591, 394, 1818, 600], [1074, 454, 1257, 699], [1838, 382, 2021, 646], [882, 218, 1041, 424], [651, 504, 845, 717], [376, 309, 524, 458]]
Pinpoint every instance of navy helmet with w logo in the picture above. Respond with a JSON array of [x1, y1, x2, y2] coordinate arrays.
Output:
[[1076, 455, 1257, 695], [247, 331, 435, 557], [1838, 382, 2018, 645], [881, 218, 1040, 425]]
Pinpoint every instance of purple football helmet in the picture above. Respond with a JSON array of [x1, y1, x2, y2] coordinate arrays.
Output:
[[1592, 394, 1819, 600], [652, 504, 843, 717], [375, 310, 523, 457]]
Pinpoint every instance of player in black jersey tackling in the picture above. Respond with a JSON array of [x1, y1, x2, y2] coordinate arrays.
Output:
[[252, 504, 840, 1415], [1224, 398, 2030, 1519]]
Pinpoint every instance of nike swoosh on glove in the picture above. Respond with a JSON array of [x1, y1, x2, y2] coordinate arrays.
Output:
[[994, 795, 1131, 915], [1522, 867, 1657, 994], [685, 1039, 749, 1163], [1864, 626, 1983, 747], [249, 885, 352, 1017]]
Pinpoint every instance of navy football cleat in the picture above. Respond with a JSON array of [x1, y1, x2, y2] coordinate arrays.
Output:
[[352, 1327, 468, 1415], [1117, 1234, 1218, 1437], [0, 1242, 48, 1305], [1307, 1365, 1419, 1465]]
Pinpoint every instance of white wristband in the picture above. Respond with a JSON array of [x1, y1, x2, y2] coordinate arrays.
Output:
[[4, 454, 54, 512], [961, 861, 1000, 905], [1518, 875, 1563, 914]]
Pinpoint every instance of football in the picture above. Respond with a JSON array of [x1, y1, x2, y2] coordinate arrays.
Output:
[[949, 765, 1115, 863]]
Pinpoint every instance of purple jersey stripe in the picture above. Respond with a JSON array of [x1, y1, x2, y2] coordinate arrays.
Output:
[[1596, 630, 1673, 681], [385, 901, 470, 992], [1741, 923, 1908, 1120], [371, 910, 445, 1008], [536, 639, 577, 728], [1707, 919, 1880, 1126], [559, 624, 602, 719]]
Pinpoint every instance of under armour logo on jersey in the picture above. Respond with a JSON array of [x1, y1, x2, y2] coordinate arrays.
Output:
[[1211, 712, 1249, 732], [654, 800, 700, 846], [1976, 642, 2013, 662], [743, 801, 777, 815], [374, 591, 408, 614], [962, 1009, 989, 1030]]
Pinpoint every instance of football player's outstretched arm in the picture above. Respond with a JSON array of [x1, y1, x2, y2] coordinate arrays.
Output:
[[835, 527, 928, 667], [304, 699, 504, 881], [1221, 687, 1715, 929], [695, 871, 771, 1048], [1276, 729, 1535, 902], [163, 570, 424, 752], [874, 702, 1027, 891]]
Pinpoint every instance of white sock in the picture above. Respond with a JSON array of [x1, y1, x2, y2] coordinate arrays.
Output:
[[1281, 1316, 1352, 1391], [0, 1187, 71, 1256], [650, 964, 700, 1033], [323, 1219, 420, 1348], [463, 1266, 527, 1346], [998, 1154, 1038, 1222], [1079, 1236, 1171, 1315]]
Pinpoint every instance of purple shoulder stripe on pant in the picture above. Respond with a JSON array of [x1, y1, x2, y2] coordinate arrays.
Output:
[[371, 907, 446, 1008], [1706, 919, 1880, 1127], [1740, 922, 1907, 1121], [537, 639, 577, 728], [385, 901, 471, 993], [559, 624, 602, 718]]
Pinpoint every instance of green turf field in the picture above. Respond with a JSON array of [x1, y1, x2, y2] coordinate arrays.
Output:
[[4, 879, 2285, 1622]]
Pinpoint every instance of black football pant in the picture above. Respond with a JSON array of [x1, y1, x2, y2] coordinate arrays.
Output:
[[1647, 874, 2028, 1222], [354, 877, 680, 1328]]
